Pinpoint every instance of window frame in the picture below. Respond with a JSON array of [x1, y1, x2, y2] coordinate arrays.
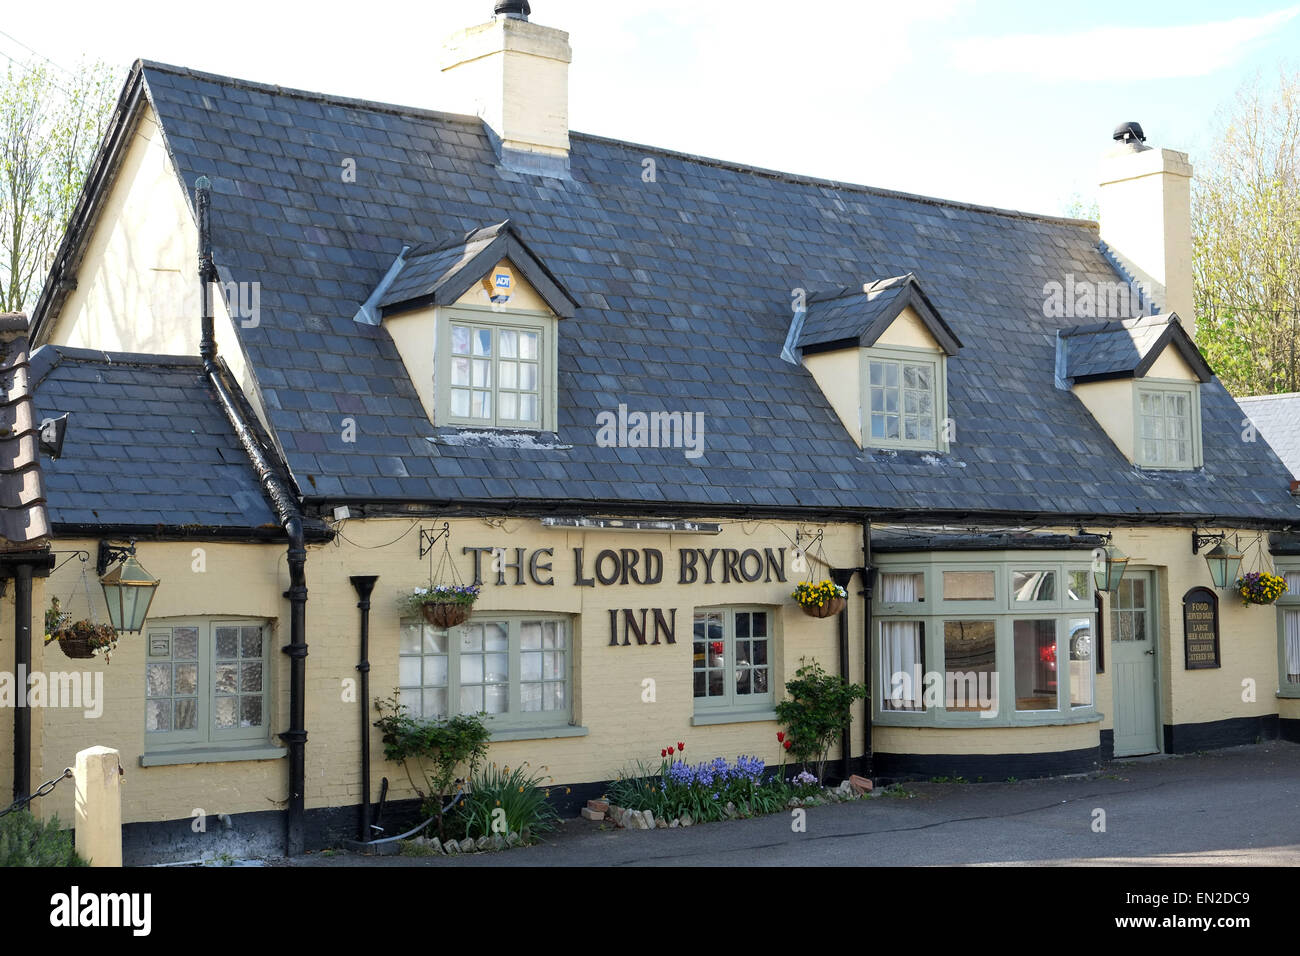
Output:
[[143, 617, 274, 754], [859, 344, 949, 453], [691, 605, 777, 723], [398, 613, 576, 734], [1275, 562, 1300, 698], [435, 305, 557, 432], [872, 555, 1100, 729], [1133, 378, 1202, 470]]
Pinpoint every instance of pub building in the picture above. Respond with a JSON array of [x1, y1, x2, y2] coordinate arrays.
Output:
[[4, 2, 1299, 862]]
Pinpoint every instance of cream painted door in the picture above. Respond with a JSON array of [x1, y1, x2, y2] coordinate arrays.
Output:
[[1111, 572, 1161, 757]]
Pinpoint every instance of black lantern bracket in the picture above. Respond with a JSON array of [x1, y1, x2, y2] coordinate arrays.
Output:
[[1192, 529, 1233, 555], [419, 523, 451, 559], [97, 540, 138, 576]]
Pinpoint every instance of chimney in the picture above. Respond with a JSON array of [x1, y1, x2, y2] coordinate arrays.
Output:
[[1098, 122, 1195, 331], [440, 2, 572, 174]]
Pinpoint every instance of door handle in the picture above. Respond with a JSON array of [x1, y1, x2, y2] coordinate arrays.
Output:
[[1144, 649, 1154, 655]]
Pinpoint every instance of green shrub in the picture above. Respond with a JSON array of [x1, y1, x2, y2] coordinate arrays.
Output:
[[453, 762, 559, 842], [775, 658, 867, 783], [0, 811, 87, 867], [607, 749, 793, 823]]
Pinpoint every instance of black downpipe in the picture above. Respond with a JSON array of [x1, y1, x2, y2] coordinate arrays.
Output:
[[862, 519, 875, 777], [196, 177, 310, 856], [830, 566, 855, 783], [12, 563, 33, 803], [349, 575, 378, 842]]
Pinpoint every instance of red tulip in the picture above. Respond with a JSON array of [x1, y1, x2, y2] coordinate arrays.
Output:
[[777, 732, 785, 742], [677, 741, 685, 752], [783, 740, 792, 750], [667, 747, 675, 755], [661, 749, 667, 757]]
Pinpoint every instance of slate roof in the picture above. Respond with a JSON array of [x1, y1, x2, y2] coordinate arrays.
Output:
[[1239, 393, 1300, 481], [30, 61, 1300, 526], [29, 346, 280, 531], [796, 274, 961, 354], [1059, 314, 1212, 382], [0, 314, 51, 549]]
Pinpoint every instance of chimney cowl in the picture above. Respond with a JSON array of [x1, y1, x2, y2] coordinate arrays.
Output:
[[494, 0, 530, 18], [1112, 121, 1146, 145]]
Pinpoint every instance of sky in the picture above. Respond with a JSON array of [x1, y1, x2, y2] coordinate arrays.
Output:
[[2, 0, 1298, 216]]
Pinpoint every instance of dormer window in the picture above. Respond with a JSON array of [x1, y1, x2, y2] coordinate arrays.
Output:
[[1059, 314, 1212, 471], [358, 220, 579, 433], [792, 274, 962, 453]]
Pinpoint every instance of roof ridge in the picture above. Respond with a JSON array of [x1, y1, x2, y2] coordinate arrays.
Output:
[[1239, 391, 1300, 402], [136, 60, 1101, 231]]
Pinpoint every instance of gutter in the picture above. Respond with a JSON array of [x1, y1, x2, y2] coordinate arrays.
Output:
[[195, 177, 310, 857]]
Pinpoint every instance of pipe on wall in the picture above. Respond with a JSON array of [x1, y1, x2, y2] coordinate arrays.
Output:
[[861, 518, 875, 777], [196, 177, 311, 856], [830, 566, 856, 783], [349, 575, 378, 842], [11, 563, 33, 803]]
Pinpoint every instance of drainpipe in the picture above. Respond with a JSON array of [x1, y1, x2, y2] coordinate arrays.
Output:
[[195, 176, 310, 856], [12, 563, 32, 803], [830, 566, 855, 783], [861, 518, 875, 777], [349, 575, 378, 842]]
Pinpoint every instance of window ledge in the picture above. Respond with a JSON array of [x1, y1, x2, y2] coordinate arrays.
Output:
[[691, 709, 777, 727], [141, 745, 286, 768], [1275, 691, 1300, 700], [873, 709, 1104, 730], [488, 725, 588, 743]]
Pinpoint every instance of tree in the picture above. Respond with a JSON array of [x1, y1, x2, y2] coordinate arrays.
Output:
[[0, 57, 118, 314], [1193, 67, 1300, 396]]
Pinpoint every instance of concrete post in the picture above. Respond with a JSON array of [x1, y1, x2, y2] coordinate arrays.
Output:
[[73, 746, 122, 867]]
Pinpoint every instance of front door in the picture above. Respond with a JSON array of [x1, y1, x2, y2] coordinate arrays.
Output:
[[1111, 571, 1161, 756]]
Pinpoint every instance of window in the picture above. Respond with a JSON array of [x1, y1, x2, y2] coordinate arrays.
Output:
[[1276, 568, 1300, 696], [693, 608, 773, 716], [1135, 382, 1201, 469], [861, 346, 946, 452], [438, 310, 553, 430], [144, 620, 271, 751], [398, 615, 572, 730], [873, 556, 1098, 727]]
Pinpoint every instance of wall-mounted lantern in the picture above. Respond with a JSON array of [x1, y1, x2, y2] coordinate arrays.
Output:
[[1192, 530, 1243, 590], [97, 541, 161, 633], [1092, 538, 1129, 594]]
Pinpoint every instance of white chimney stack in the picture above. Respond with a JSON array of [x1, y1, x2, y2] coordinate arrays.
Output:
[[440, 2, 572, 170], [1098, 122, 1195, 331]]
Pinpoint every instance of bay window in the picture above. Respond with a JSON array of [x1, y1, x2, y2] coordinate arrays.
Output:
[[1277, 568, 1300, 695]]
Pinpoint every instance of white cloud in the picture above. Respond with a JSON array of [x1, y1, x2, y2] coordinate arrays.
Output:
[[949, 5, 1300, 81]]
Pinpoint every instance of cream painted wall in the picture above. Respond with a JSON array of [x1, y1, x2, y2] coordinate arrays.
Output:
[[875, 306, 940, 350], [39, 102, 270, 434], [802, 349, 861, 446], [874, 722, 1098, 756], [1072, 378, 1136, 463], [33, 541, 289, 826], [1146, 344, 1199, 382]]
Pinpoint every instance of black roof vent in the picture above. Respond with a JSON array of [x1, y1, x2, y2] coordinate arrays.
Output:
[[1112, 121, 1146, 144], [495, 0, 530, 18]]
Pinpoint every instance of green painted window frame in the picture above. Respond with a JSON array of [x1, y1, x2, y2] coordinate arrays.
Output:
[[1133, 379, 1202, 470], [435, 305, 558, 432], [871, 555, 1100, 729], [860, 344, 948, 453], [1274, 564, 1300, 697], [692, 605, 776, 720], [144, 618, 273, 752], [398, 614, 575, 732]]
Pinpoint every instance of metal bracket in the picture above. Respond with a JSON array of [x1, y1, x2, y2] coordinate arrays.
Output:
[[1191, 529, 1226, 555], [96, 540, 136, 576], [419, 522, 451, 559]]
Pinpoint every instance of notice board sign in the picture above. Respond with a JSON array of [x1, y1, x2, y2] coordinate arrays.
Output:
[[1183, 587, 1221, 670]]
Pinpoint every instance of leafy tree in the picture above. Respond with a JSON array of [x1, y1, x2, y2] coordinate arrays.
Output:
[[1193, 67, 1300, 396], [0, 57, 119, 314]]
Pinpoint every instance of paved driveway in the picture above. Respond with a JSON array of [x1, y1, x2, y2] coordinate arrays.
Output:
[[276, 741, 1300, 867]]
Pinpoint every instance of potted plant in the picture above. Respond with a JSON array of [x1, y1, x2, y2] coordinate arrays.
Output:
[[402, 584, 481, 628], [43, 598, 119, 661], [792, 580, 848, 618], [1236, 571, 1288, 607]]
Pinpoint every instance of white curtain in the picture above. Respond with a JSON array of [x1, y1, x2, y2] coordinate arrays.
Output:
[[1286, 609, 1300, 685], [882, 572, 921, 603], [880, 570, 924, 710]]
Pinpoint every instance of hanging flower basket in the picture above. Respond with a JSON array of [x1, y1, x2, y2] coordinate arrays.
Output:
[[43, 600, 119, 661], [792, 581, 848, 619], [402, 585, 481, 629], [1236, 571, 1288, 607]]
